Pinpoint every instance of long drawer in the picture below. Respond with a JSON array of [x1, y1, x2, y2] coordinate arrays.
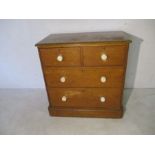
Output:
[[48, 88, 122, 109], [44, 67, 124, 88]]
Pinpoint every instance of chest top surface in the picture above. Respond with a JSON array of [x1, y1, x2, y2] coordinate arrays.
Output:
[[35, 31, 131, 47]]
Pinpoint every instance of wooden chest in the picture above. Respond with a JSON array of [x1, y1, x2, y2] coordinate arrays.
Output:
[[36, 31, 131, 118]]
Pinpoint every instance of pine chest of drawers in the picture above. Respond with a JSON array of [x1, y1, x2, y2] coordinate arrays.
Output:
[[36, 31, 131, 118]]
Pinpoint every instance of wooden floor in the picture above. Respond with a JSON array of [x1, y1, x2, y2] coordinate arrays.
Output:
[[0, 88, 155, 135]]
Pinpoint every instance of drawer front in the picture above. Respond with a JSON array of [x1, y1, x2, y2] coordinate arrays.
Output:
[[49, 88, 122, 109], [39, 47, 81, 66], [44, 67, 124, 88], [83, 45, 128, 66]]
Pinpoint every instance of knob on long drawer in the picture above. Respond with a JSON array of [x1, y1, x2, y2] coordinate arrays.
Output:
[[101, 53, 107, 61], [62, 96, 67, 102], [100, 76, 106, 83], [57, 54, 63, 62], [60, 76, 66, 83], [100, 96, 106, 103]]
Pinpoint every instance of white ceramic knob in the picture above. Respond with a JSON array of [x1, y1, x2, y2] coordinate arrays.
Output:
[[101, 53, 107, 61], [57, 55, 63, 62], [100, 96, 106, 103], [62, 96, 67, 102], [60, 76, 66, 83], [100, 76, 106, 83]]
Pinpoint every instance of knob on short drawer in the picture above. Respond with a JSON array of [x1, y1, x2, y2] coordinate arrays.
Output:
[[101, 53, 107, 61], [100, 76, 106, 83], [62, 96, 67, 102], [60, 76, 66, 83], [100, 96, 106, 103], [57, 54, 63, 62]]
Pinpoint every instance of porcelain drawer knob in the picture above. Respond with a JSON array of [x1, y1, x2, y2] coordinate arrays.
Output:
[[101, 53, 107, 61], [60, 76, 66, 83], [62, 96, 67, 102], [57, 55, 63, 62], [100, 76, 106, 83], [100, 97, 106, 103]]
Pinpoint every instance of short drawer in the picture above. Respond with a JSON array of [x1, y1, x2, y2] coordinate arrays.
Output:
[[83, 45, 128, 66], [44, 67, 124, 88], [39, 47, 81, 66], [48, 88, 122, 109]]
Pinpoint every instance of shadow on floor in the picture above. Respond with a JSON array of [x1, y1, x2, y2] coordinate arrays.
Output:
[[123, 32, 143, 112]]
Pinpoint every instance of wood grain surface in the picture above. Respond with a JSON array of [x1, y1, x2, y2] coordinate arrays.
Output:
[[48, 88, 122, 109], [36, 32, 131, 118], [44, 67, 124, 88]]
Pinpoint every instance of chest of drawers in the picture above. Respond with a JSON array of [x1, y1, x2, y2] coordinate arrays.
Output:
[[36, 31, 131, 118]]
